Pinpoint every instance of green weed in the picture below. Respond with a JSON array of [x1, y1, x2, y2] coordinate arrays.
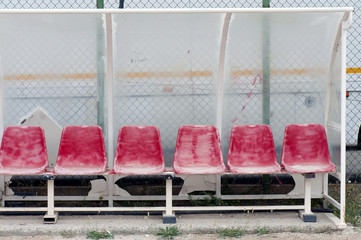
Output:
[[345, 184, 361, 226], [155, 226, 181, 240], [86, 230, 113, 240], [60, 230, 76, 238], [189, 194, 223, 206], [218, 227, 245, 238], [329, 183, 361, 227], [256, 227, 270, 235]]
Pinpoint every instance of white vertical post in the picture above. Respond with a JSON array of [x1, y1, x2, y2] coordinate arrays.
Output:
[[216, 13, 232, 136], [304, 177, 312, 214], [339, 21, 348, 225], [299, 174, 316, 222], [44, 178, 57, 223], [105, 13, 115, 207], [215, 13, 232, 198], [163, 176, 175, 224], [0, 175, 5, 207], [322, 173, 329, 209], [0, 74, 4, 206], [165, 178, 172, 216], [216, 174, 221, 197], [323, 45, 333, 207], [0, 73, 3, 140], [47, 179, 55, 216]]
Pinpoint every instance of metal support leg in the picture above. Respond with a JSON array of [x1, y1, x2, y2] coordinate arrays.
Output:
[[0, 175, 5, 207], [163, 175, 176, 224], [216, 174, 221, 197], [108, 175, 114, 207], [322, 173, 328, 209], [299, 173, 316, 222], [44, 177, 58, 224]]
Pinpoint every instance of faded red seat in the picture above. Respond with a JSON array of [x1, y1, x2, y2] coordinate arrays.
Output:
[[54, 126, 107, 175], [113, 126, 165, 175], [173, 125, 225, 174], [0, 126, 48, 175], [281, 124, 335, 173], [227, 125, 280, 174]]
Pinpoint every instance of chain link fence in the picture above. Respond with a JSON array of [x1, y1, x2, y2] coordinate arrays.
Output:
[[272, 0, 361, 185], [0, 1, 360, 183], [0, 0, 96, 8], [0, 13, 104, 195]]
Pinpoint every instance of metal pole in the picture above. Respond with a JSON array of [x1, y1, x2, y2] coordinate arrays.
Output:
[[340, 21, 348, 226], [262, 0, 270, 125], [0, 70, 4, 205], [97, 0, 104, 9], [119, 0, 124, 8], [0, 72, 3, 140], [262, 0, 271, 189], [96, 0, 105, 130], [105, 13, 115, 207]]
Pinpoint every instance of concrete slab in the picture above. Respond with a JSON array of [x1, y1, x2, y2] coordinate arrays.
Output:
[[0, 211, 344, 237]]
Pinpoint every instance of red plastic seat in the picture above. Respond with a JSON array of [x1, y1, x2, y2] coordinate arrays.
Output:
[[227, 125, 280, 174], [113, 126, 165, 175], [173, 125, 225, 174], [54, 126, 107, 175], [0, 126, 48, 175], [281, 124, 335, 173]]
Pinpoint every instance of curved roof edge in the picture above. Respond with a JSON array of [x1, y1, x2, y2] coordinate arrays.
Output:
[[0, 7, 354, 15]]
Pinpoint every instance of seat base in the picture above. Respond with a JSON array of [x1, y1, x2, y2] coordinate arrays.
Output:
[[299, 211, 316, 222], [163, 213, 176, 224], [229, 165, 280, 174], [43, 212, 58, 224], [283, 163, 335, 174]]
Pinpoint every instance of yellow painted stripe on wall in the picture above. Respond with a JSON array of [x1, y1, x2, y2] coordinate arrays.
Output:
[[2, 68, 360, 81], [120, 71, 213, 78], [346, 68, 361, 74], [3, 73, 97, 81]]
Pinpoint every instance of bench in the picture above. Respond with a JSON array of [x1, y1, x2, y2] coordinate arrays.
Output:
[[0, 124, 336, 224]]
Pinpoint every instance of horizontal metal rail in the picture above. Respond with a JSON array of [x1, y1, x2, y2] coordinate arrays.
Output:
[[0, 8, 353, 14], [0, 207, 48, 212], [2, 193, 324, 202], [0, 205, 304, 213], [323, 194, 341, 210]]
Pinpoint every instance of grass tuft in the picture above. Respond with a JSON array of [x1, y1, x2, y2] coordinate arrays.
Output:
[[329, 183, 361, 227], [155, 226, 181, 240], [86, 230, 113, 240], [60, 230, 76, 238], [218, 227, 245, 238], [256, 226, 270, 235]]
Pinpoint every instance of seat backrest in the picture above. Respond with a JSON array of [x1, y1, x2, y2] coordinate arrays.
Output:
[[281, 124, 335, 173], [113, 125, 164, 174], [54, 126, 107, 174], [227, 125, 279, 173], [173, 125, 225, 174], [0, 126, 48, 174]]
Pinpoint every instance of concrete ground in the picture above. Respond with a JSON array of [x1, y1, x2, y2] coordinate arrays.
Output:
[[0, 212, 360, 239]]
